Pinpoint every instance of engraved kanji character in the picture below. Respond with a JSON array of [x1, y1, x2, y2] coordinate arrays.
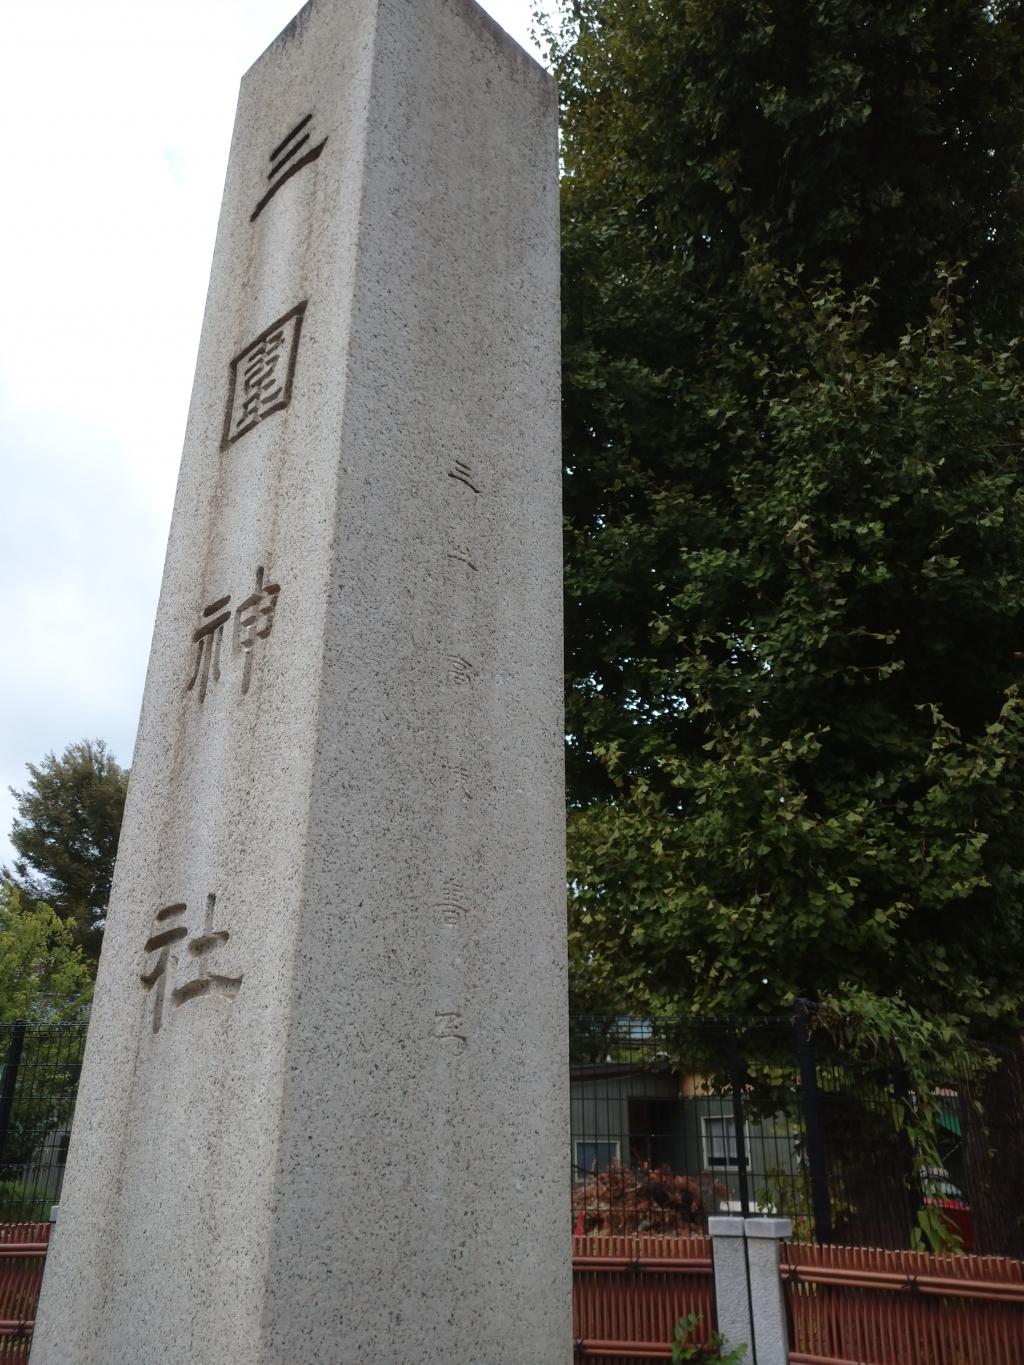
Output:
[[238, 328, 287, 430], [251, 113, 328, 223], [140, 903, 187, 1034], [433, 1010, 466, 1044], [435, 880, 471, 927], [447, 654, 477, 687], [171, 894, 242, 1009], [234, 565, 280, 695], [447, 545, 478, 572], [187, 594, 231, 703], [448, 762, 472, 801], [222, 303, 307, 449], [447, 460, 480, 494]]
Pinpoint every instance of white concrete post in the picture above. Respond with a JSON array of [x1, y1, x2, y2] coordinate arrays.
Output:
[[708, 1215, 792, 1365], [708, 1216, 751, 1355]]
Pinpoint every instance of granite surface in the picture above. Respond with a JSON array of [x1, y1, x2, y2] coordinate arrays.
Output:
[[709, 1216, 792, 1365], [30, 2, 566, 1360]]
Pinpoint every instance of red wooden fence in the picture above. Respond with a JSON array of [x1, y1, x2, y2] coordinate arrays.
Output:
[[0, 1223, 51, 1361], [5, 1222, 1023, 1363], [783, 1241, 1024, 1365], [572, 1234, 717, 1363]]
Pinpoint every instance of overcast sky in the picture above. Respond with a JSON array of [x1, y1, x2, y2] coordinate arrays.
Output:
[[0, 0, 545, 871]]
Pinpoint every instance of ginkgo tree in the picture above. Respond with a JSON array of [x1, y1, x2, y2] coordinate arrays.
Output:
[[546, 0, 1024, 1040]]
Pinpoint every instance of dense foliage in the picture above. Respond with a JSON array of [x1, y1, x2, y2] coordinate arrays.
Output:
[[548, 0, 1024, 1037], [0, 885, 93, 1022], [5, 739, 127, 960]]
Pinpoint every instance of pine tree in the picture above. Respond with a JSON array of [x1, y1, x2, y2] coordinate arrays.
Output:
[[5, 739, 127, 960]]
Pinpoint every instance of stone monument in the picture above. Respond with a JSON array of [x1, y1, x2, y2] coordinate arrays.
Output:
[[31, 1, 566, 1360]]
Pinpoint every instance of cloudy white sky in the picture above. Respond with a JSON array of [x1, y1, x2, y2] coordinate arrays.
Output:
[[0, 0, 545, 869]]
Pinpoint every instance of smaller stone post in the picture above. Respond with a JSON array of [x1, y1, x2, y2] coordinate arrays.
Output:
[[708, 1215, 792, 1365], [708, 1216, 750, 1355]]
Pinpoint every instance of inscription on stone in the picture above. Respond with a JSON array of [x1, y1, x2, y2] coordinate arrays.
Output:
[[251, 113, 328, 222], [187, 596, 231, 703], [140, 894, 242, 1034], [446, 762, 472, 801], [447, 654, 477, 687], [29, 3, 566, 1359], [447, 544, 477, 572], [221, 303, 307, 449], [435, 880, 472, 927], [235, 566, 281, 695], [447, 459, 480, 494], [432, 1010, 466, 1045], [186, 567, 281, 702]]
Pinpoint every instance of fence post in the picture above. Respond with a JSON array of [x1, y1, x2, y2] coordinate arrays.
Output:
[[892, 1056, 923, 1228], [709, 1215, 793, 1365], [0, 1020, 27, 1169], [794, 1005, 832, 1244], [727, 1028, 751, 1217]]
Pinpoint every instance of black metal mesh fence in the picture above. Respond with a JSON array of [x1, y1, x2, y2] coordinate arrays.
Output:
[[570, 1014, 1024, 1257], [2, 1013, 1021, 1255], [0, 1022, 87, 1223]]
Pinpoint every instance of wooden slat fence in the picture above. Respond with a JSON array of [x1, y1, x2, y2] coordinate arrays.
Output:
[[573, 1234, 716, 1363], [7, 1221, 1022, 1363], [0, 1223, 51, 1361], [783, 1241, 1024, 1365]]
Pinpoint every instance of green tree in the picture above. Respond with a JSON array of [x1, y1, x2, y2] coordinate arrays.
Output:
[[0, 886, 90, 1220], [0, 885, 93, 1022], [5, 739, 127, 959], [549, 0, 1024, 1038]]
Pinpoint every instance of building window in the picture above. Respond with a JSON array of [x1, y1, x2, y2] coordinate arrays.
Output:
[[574, 1140, 621, 1177], [700, 1115, 747, 1171]]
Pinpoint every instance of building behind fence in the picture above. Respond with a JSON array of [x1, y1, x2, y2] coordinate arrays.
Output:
[[1, 1015, 1022, 1260], [570, 1013, 1024, 1259]]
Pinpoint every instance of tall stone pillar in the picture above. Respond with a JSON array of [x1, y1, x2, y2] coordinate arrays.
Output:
[[31, 2, 566, 1361]]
